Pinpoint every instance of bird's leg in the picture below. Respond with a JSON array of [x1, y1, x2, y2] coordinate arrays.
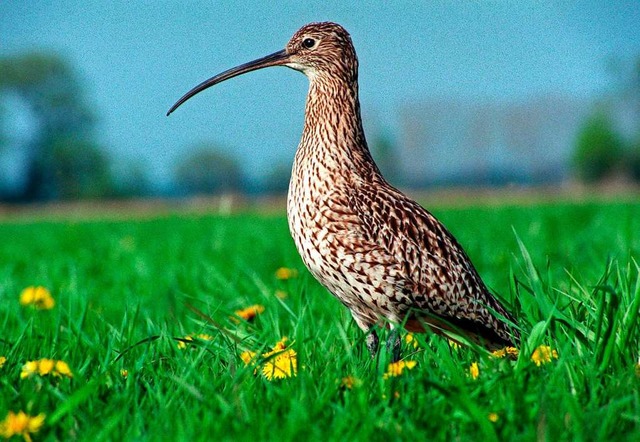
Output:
[[352, 314, 379, 358], [386, 327, 402, 362], [366, 329, 379, 358]]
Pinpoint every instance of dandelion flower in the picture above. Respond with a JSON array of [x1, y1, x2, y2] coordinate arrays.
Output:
[[240, 337, 298, 380], [54, 360, 72, 377], [469, 362, 480, 380], [20, 359, 73, 379], [177, 336, 193, 349], [120, 369, 129, 379], [491, 346, 520, 359], [448, 339, 460, 350], [20, 361, 38, 379], [275, 267, 298, 280], [383, 360, 417, 379], [233, 304, 265, 322], [261, 348, 297, 380], [405, 333, 418, 348], [491, 348, 505, 358], [38, 359, 55, 376], [488, 412, 499, 422], [0, 411, 45, 442], [177, 333, 213, 349], [271, 337, 289, 351], [240, 350, 257, 366], [340, 375, 362, 390], [261, 338, 297, 380], [0, 356, 6, 369], [19, 286, 55, 310], [531, 345, 558, 366], [275, 290, 288, 300]]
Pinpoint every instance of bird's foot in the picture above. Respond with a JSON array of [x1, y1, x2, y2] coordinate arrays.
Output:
[[386, 328, 401, 362], [366, 329, 379, 358]]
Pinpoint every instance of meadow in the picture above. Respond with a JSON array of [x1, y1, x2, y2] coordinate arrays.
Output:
[[1, 197, 639, 441]]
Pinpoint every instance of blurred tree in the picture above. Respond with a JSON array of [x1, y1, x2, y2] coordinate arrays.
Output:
[[572, 111, 624, 182], [0, 51, 113, 200], [49, 137, 113, 199], [174, 143, 243, 195], [604, 55, 640, 182], [629, 140, 640, 181], [624, 58, 640, 181], [113, 161, 153, 198], [262, 161, 292, 194], [370, 130, 399, 185]]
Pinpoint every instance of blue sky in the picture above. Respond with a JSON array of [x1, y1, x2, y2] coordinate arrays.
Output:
[[2, 1, 639, 186]]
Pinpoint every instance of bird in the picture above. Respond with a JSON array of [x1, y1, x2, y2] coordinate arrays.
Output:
[[168, 22, 518, 361]]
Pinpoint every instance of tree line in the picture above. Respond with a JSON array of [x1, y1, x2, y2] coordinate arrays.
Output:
[[0, 51, 292, 201], [1, 51, 639, 202], [572, 57, 640, 182]]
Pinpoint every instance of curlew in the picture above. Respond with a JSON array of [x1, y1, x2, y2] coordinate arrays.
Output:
[[168, 22, 518, 361]]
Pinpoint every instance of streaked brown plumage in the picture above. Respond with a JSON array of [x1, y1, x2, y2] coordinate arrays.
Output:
[[168, 22, 518, 360]]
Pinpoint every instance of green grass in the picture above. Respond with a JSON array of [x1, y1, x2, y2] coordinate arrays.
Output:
[[1, 199, 639, 441]]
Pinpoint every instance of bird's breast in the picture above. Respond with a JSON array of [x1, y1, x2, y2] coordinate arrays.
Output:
[[285, 154, 402, 324], [286, 157, 333, 282]]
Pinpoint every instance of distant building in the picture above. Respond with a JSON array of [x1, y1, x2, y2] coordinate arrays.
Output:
[[398, 95, 593, 187]]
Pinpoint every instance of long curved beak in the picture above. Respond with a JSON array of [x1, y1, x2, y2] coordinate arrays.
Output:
[[167, 49, 290, 116]]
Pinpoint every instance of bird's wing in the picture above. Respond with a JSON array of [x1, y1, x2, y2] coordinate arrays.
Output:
[[344, 182, 516, 346]]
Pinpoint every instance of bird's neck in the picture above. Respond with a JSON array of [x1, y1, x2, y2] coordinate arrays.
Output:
[[295, 77, 382, 184]]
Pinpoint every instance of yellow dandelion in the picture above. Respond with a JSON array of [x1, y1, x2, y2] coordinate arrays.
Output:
[[506, 347, 520, 357], [488, 412, 499, 422], [531, 345, 558, 366], [0, 411, 45, 442], [491, 348, 505, 358], [270, 337, 289, 352], [240, 350, 257, 366], [38, 359, 55, 376], [19, 286, 55, 310], [240, 338, 298, 380], [261, 347, 297, 380], [261, 338, 297, 380], [340, 375, 362, 390], [491, 346, 520, 359], [54, 360, 72, 378], [177, 333, 213, 349], [0, 356, 6, 369], [275, 267, 298, 280], [120, 369, 129, 379], [383, 360, 417, 379], [20, 359, 73, 379], [177, 336, 193, 349], [405, 333, 418, 348], [233, 304, 265, 322], [20, 361, 38, 379], [469, 362, 480, 380]]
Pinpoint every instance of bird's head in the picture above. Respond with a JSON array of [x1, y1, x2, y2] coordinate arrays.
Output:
[[285, 22, 358, 81], [167, 22, 357, 116]]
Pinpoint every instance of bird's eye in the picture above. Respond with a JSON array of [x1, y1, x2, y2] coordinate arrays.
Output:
[[302, 38, 317, 49]]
